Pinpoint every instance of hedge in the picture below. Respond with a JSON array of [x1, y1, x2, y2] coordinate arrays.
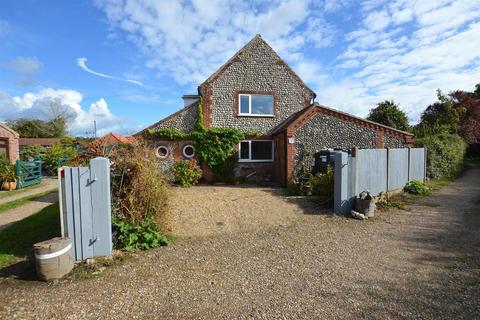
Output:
[[414, 133, 467, 179]]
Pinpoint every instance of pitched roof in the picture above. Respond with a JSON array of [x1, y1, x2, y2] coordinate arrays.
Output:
[[0, 122, 19, 137], [198, 34, 316, 98], [272, 103, 414, 137], [135, 100, 199, 136], [94, 133, 136, 145]]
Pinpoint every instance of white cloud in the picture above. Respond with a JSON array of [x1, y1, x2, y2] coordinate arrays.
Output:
[[0, 88, 125, 135], [94, 0, 336, 85], [4, 56, 42, 74], [317, 0, 480, 123], [76, 57, 143, 86]]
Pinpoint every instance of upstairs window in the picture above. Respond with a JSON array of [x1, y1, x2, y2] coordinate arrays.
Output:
[[239, 140, 274, 162], [238, 94, 274, 116]]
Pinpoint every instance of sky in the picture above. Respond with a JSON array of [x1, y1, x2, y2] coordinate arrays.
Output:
[[0, 0, 479, 136]]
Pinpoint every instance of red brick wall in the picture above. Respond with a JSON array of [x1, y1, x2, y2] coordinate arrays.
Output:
[[0, 126, 19, 164]]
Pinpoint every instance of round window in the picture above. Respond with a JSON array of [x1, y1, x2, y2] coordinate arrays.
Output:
[[182, 144, 195, 158], [155, 145, 169, 159]]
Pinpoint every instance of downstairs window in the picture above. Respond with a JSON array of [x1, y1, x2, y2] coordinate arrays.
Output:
[[239, 140, 274, 162]]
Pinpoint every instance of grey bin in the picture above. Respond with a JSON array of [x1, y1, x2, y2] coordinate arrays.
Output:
[[34, 237, 73, 281]]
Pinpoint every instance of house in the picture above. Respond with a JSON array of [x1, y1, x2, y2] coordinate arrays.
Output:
[[139, 35, 413, 186], [0, 123, 19, 164], [92, 133, 137, 146]]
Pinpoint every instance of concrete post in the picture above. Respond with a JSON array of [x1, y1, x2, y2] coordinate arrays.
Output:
[[334, 151, 351, 215]]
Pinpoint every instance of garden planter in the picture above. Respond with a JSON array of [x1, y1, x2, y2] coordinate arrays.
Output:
[[2, 181, 17, 191]]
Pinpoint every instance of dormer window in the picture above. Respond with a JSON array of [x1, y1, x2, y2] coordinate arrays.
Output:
[[238, 93, 274, 116]]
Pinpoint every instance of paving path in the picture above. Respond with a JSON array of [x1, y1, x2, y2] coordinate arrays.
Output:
[[0, 177, 57, 206], [0, 166, 479, 319]]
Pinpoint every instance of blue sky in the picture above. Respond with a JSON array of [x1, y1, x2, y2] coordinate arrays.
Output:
[[1, 0, 479, 136]]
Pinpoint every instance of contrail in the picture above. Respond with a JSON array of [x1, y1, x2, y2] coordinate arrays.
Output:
[[76, 57, 143, 86]]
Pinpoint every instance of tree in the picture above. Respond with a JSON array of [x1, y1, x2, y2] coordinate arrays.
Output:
[[7, 118, 67, 138], [366, 100, 409, 131]]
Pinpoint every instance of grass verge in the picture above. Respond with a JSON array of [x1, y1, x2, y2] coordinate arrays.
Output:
[[0, 203, 60, 269], [0, 183, 43, 200], [0, 190, 57, 213]]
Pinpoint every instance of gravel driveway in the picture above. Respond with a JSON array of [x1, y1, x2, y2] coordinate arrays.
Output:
[[1, 167, 479, 319]]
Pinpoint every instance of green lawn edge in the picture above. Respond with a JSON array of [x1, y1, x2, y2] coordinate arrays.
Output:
[[0, 189, 57, 213]]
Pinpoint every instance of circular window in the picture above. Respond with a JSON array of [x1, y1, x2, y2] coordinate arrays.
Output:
[[155, 145, 169, 159], [182, 144, 195, 158]]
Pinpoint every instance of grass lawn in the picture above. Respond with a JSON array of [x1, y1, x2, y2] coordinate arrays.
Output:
[[0, 183, 43, 200], [0, 190, 56, 213], [0, 203, 60, 269]]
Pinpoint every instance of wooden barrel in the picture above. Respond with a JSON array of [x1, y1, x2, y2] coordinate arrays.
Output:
[[34, 237, 73, 281]]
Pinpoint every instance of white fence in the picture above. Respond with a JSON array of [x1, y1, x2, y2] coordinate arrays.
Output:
[[334, 148, 426, 214]]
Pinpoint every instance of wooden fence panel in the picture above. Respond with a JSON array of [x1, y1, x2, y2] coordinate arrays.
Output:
[[59, 157, 112, 261]]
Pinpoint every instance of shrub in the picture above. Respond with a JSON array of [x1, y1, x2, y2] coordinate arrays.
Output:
[[113, 215, 169, 251], [309, 165, 334, 205], [0, 163, 16, 184], [43, 142, 77, 173], [173, 159, 202, 187], [69, 140, 170, 229], [20, 145, 46, 161], [404, 180, 432, 195], [414, 133, 467, 179]]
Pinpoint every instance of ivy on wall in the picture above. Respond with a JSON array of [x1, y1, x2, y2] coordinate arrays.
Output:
[[148, 98, 245, 177]]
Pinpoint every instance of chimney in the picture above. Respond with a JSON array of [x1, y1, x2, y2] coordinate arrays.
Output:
[[182, 94, 199, 107]]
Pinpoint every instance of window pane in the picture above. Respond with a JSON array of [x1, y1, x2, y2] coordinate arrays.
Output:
[[251, 95, 273, 115], [251, 141, 272, 160], [239, 95, 250, 114], [240, 141, 249, 159]]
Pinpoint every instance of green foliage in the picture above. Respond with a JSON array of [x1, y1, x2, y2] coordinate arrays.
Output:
[[7, 118, 67, 138], [148, 99, 244, 180], [367, 100, 409, 131], [413, 90, 467, 138], [113, 215, 169, 252], [0, 163, 16, 183], [309, 165, 334, 204], [192, 127, 244, 171], [414, 133, 467, 179], [43, 142, 77, 174], [404, 180, 432, 195], [148, 128, 190, 139], [173, 159, 202, 187], [20, 145, 45, 161]]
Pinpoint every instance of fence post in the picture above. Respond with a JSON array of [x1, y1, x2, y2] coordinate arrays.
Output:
[[386, 148, 390, 192], [334, 151, 351, 214], [423, 148, 427, 183], [89, 157, 112, 258]]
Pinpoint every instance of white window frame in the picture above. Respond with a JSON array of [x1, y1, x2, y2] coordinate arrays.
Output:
[[238, 140, 274, 162], [155, 145, 169, 159], [182, 144, 195, 158], [238, 94, 274, 117]]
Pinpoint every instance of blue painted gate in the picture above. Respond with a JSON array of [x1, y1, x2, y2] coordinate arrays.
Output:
[[15, 158, 42, 189]]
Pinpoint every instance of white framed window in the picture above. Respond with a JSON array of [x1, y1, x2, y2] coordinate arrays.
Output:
[[238, 94, 274, 116], [239, 140, 274, 162], [182, 144, 195, 158], [155, 145, 169, 159]]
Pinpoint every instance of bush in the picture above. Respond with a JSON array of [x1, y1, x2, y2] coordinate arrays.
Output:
[[404, 180, 432, 195], [309, 165, 334, 205], [70, 141, 170, 230], [414, 133, 467, 179], [173, 159, 202, 187], [43, 142, 77, 174], [113, 215, 169, 251]]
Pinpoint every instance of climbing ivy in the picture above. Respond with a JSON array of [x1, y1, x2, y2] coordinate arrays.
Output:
[[147, 128, 190, 139], [148, 98, 246, 178]]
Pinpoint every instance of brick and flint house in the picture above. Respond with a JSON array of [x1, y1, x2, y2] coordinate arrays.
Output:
[[139, 35, 413, 186]]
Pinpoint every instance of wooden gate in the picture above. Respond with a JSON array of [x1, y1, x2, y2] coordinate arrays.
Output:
[[59, 157, 112, 261], [15, 158, 42, 189]]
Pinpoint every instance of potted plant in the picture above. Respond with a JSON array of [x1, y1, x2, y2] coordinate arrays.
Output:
[[0, 164, 17, 191]]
